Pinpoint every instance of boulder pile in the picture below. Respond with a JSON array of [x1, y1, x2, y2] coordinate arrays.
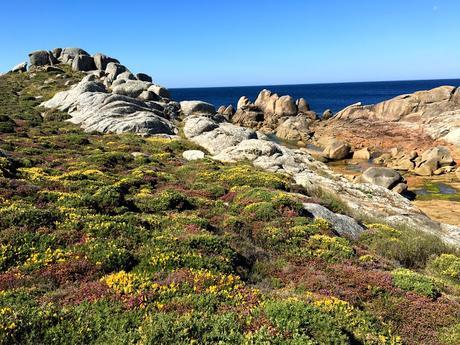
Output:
[[34, 47, 178, 135], [230, 89, 319, 143], [374, 146, 456, 176]]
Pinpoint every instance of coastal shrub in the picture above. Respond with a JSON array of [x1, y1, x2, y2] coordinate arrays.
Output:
[[391, 268, 440, 298], [428, 254, 460, 282], [360, 223, 452, 268], [219, 165, 289, 190], [440, 323, 460, 345], [92, 185, 126, 213], [0, 203, 61, 230], [83, 239, 135, 273], [243, 202, 278, 221], [262, 298, 400, 344], [138, 312, 243, 345], [134, 189, 194, 213], [0, 115, 15, 133], [305, 234, 354, 262], [86, 151, 133, 169]]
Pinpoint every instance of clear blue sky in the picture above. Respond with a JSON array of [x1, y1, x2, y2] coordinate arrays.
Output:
[[1, 0, 459, 87]]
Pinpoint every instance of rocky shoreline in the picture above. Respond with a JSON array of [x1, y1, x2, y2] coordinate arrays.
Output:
[[8, 47, 460, 245]]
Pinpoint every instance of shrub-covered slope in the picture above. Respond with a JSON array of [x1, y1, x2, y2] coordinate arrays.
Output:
[[0, 68, 460, 345]]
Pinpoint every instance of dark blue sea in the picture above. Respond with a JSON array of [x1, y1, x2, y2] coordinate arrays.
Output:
[[170, 79, 460, 114]]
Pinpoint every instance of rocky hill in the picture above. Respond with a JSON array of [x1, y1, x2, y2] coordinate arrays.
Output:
[[0, 48, 459, 344]]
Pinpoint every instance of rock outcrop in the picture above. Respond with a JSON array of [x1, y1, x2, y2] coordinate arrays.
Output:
[[314, 86, 460, 150], [232, 89, 318, 142], [37, 47, 177, 136], [183, 114, 460, 246]]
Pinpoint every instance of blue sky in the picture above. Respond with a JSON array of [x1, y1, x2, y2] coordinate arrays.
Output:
[[0, 0, 459, 87]]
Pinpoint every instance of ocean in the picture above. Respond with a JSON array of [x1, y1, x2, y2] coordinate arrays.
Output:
[[170, 79, 460, 114]]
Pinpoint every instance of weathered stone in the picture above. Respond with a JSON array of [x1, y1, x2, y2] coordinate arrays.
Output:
[[388, 158, 414, 171], [275, 95, 297, 117], [148, 85, 170, 99], [352, 148, 371, 160], [136, 73, 152, 82], [237, 96, 250, 109], [138, 90, 160, 101], [182, 150, 205, 161], [72, 55, 96, 71], [414, 159, 439, 176], [116, 71, 136, 81], [421, 146, 454, 167], [29, 50, 51, 66], [217, 106, 226, 114], [297, 98, 310, 113], [10, 62, 27, 73], [255, 89, 278, 115], [52, 48, 62, 59], [180, 101, 216, 117], [62, 48, 89, 58], [276, 116, 312, 142], [322, 109, 333, 120], [358, 167, 403, 189], [41, 79, 176, 136], [323, 140, 350, 160], [112, 80, 151, 98], [392, 183, 408, 194], [302, 203, 365, 240], [93, 53, 119, 71], [105, 62, 127, 83], [223, 105, 235, 118]]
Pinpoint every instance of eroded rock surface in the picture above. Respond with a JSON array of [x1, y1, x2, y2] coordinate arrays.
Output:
[[314, 86, 460, 151]]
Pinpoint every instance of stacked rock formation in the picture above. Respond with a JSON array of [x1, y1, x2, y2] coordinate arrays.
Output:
[[374, 146, 456, 176], [37, 47, 177, 135], [231, 89, 318, 142]]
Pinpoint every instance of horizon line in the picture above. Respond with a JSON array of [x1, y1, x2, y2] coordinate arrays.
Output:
[[169, 77, 460, 90]]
